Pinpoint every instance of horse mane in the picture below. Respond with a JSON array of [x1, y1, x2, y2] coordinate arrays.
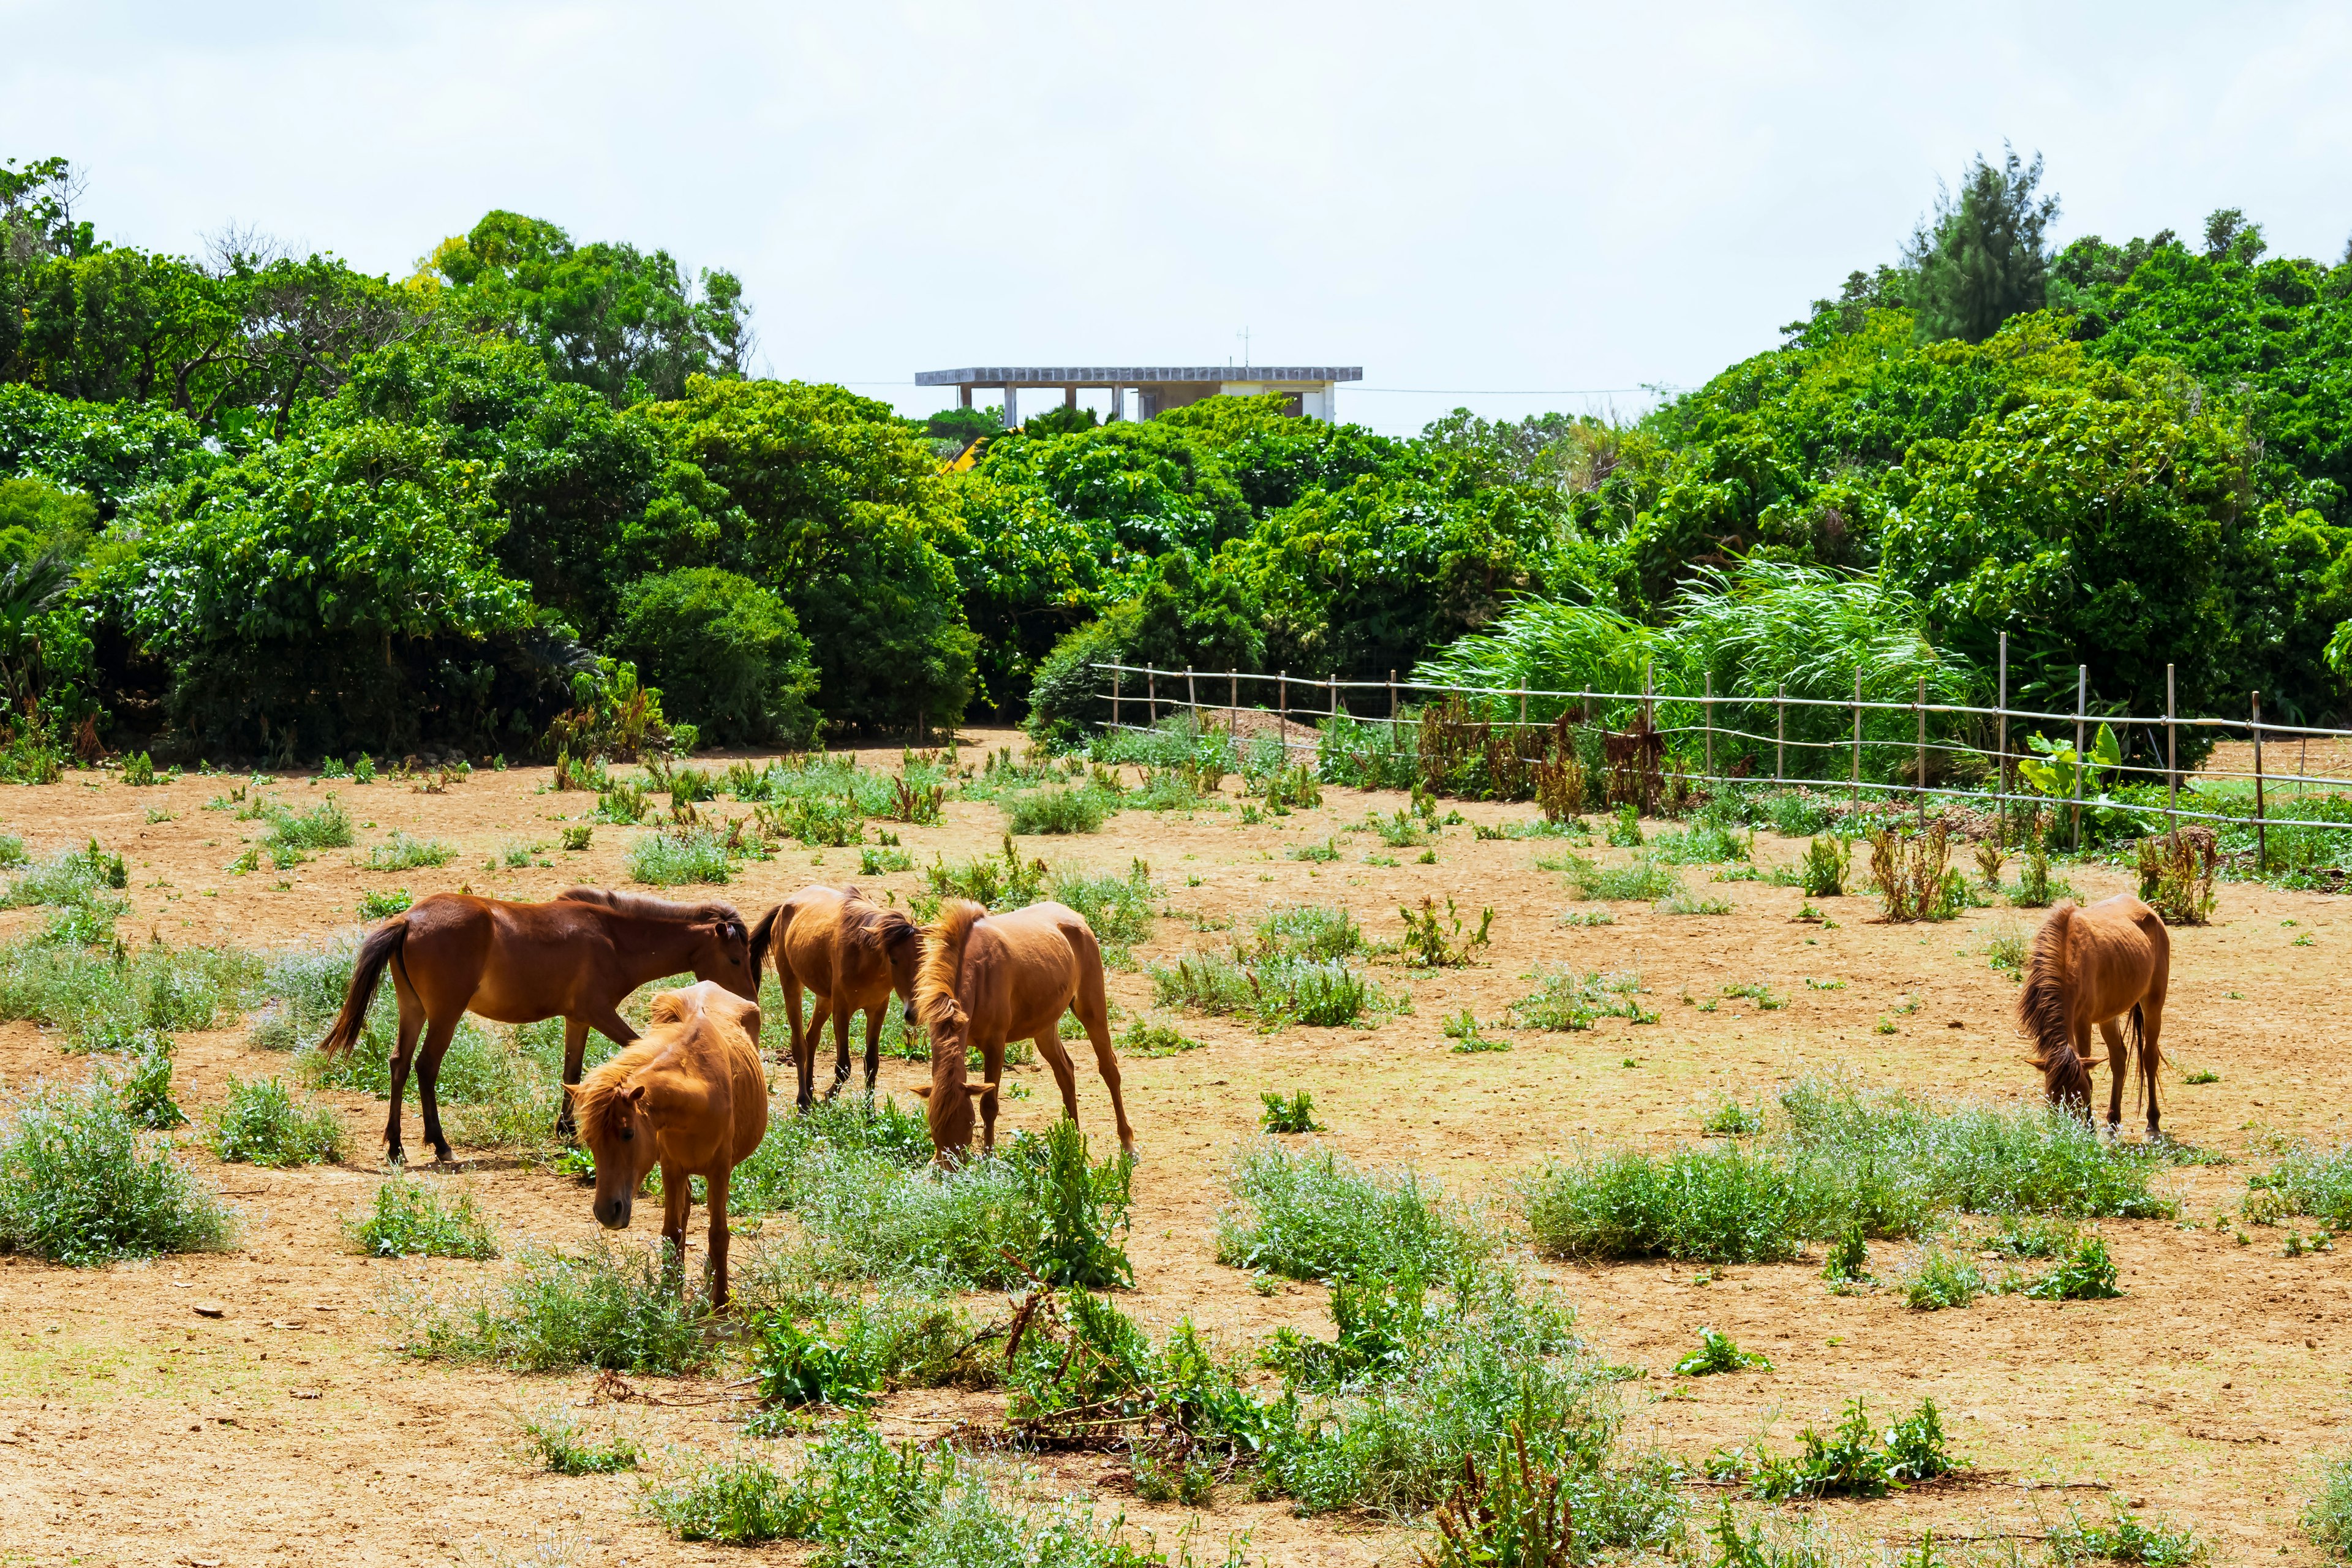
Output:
[[2018, 902, 2090, 1107], [840, 886, 918, 957], [916, 900, 987, 1031], [554, 886, 741, 927], [571, 1035, 671, 1145]]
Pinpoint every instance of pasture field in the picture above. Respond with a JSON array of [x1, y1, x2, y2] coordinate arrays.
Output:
[[1, 731, 2348, 1567]]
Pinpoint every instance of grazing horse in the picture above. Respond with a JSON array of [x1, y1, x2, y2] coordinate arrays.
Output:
[[750, 884, 920, 1109], [911, 899, 1136, 1163], [568, 981, 767, 1308], [317, 888, 757, 1164], [2019, 895, 2172, 1138]]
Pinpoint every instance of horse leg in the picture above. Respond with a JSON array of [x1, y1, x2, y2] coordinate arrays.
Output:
[[2139, 997, 2166, 1141], [2095, 1016, 2126, 1133], [862, 1008, 883, 1098], [554, 1016, 591, 1139], [1074, 991, 1137, 1158], [659, 1160, 691, 1295], [415, 1013, 462, 1166], [1035, 1023, 1082, 1125], [793, 987, 821, 1111], [382, 986, 427, 1166], [980, 1041, 1005, 1153], [827, 996, 854, 1098], [704, 1166, 732, 1310]]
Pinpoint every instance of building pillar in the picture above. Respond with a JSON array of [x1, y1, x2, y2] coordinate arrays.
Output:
[[1106, 385, 1121, 422], [1001, 386, 1018, 428], [1063, 386, 1077, 409], [958, 385, 972, 409]]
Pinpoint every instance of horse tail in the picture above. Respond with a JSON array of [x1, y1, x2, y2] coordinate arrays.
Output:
[[2128, 1000, 2152, 1119], [2018, 902, 2090, 1111], [318, 916, 407, 1056], [916, 900, 987, 1031], [747, 902, 785, 982]]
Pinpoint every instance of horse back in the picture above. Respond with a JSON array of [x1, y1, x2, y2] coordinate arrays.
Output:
[[965, 901, 1095, 1037], [644, 982, 770, 1169], [2074, 895, 2167, 1018]]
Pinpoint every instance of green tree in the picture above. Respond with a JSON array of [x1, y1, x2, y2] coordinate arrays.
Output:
[[609, 568, 818, 747], [1906, 146, 2059, 344]]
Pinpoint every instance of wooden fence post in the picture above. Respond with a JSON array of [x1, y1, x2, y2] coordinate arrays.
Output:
[[1388, 669, 1398, 720], [1850, 667, 1862, 814], [1278, 669, 1287, 755], [1703, 670, 1713, 780], [1112, 668, 1121, 733], [1187, 666, 1198, 742], [1775, 684, 1785, 785], [1148, 668, 1157, 726], [1915, 676, 1927, 830], [2253, 691, 2268, 873], [2165, 663, 2177, 850]]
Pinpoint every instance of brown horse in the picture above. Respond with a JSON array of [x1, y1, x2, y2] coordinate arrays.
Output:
[[751, 884, 921, 1109], [317, 888, 757, 1164], [911, 899, 1136, 1163], [568, 981, 767, 1308], [2019, 895, 2172, 1137]]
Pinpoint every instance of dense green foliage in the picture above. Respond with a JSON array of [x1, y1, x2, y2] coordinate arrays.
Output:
[[12, 146, 2352, 762]]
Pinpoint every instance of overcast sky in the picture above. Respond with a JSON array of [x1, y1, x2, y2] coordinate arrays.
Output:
[[7, 1, 2348, 435]]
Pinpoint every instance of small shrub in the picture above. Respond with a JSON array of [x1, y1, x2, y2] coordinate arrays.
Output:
[[1983, 1212, 2079, 1258], [1702, 1096, 1764, 1136], [627, 827, 732, 885], [1252, 903, 1365, 961], [1529, 1144, 1806, 1264], [394, 1238, 713, 1372], [1117, 1018, 1200, 1057], [264, 795, 355, 857], [921, 834, 1050, 911], [763, 793, 865, 847], [2023, 1234, 2122, 1300], [559, 824, 592, 852], [358, 887, 412, 920], [1726, 1397, 1950, 1501], [1821, 1222, 1869, 1283], [206, 1075, 347, 1166], [1984, 916, 2027, 976], [1398, 895, 1493, 967], [1868, 822, 1966, 921], [1286, 836, 1343, 862], [2258, 1142, 2352, 1228], [1049, 857, 1156, 960], [1444, 1009, 1509, 1052], [643, 1449, 805, 1544], [1605, 804, 1643, 846], [2050, 1504, 2208, 1567], [1900, 1244, 1985, 1311], [1260, 1090, 1321, 1133], [2307, 1453, 2352, 1558], [518, 1408, 641, 1475], [1001, 785, 1110, 835], [1800, 835, 1849, 897], [1549, 853, 1680, 902], [345, 1178, 499, 1259], [858, 845, 913, 875], [1652, 824, 1749, 864], [360, 831, 449, 872], [595, 776, 655, 824], [1658, 884, 1735, 915], [0, 1080, 233, 1265], [1218, 1139, 1483, 1280], [1510, 965, 1654, 1030], [1675, 1327, 1770, 1376], [2136, 831, 2219, 925], [1367, 809, 1430, 848]]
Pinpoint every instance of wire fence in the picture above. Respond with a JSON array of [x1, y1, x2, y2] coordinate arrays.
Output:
[[1089, 647, 2352, 859]]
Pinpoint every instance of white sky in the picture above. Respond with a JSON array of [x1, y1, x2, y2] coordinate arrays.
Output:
[[6, 1, 2349, 435]]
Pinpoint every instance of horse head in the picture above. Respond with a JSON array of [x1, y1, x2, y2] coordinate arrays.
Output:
[[695, 908, 759, 1000], [910, 996, 992, 1162], [884, 921, 921, 1027], [571, 1078, 659, 1230]]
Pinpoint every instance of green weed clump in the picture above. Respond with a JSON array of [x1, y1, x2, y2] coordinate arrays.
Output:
[[1509, 965, 1654, 1029], [2022, 1234, 2122, 1300], [2253, 1142, 2352, 1229], [344, 1178, 500, 1259], [1047, 858, 1156, 960], [1001, 785, 1113, 835], [1115, 1018, 1201, 1057], [205, 1075, 347, 1166], [1218, 1139, 1485, 1281], [1259, 1090, 1321, 1133], [1674, 1327, 1770, 1376], [761, 793, 865, 847], [1547, 852, 1683, 903], [2049, 1504, 2208, 1567], [1528, 1143, 1810, 1264], [109, 1034, 186, 1130], [263, 795, 356, 860], [394, 1238, 714, 1373], [2307, 1453, 2352, 1559], [918, 834, 1049, 913], [361, 830, 451, 870], [1800, 835, 1849, 897], [1148, 947, 1393, 1030], [1713, 1397, 1956, 1501], [643, 1448, 809, 1544], [747, 1291, 997, 1415], [0, 1080, 233, 1265], [1900, 1244, 1985, 1311], [518, 1408, 642, 1474], [627, 826, 733, 885], [1252, 903, 1366, 961], [1651, 824, 1749, 864]]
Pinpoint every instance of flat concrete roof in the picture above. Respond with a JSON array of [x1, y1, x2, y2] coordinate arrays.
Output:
[[916, 366, 1362, 386]]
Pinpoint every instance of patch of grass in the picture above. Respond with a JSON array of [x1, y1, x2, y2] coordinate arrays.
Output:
[[357, 887, 412, 920], [1117, 1018, 1201, 1058], [595, 776, 655, 824], [518, 1408, 641, 1475], [1675, 1326, 1770, 1376], [642, 1448, 807, 1544], [394, 1238, 714, 1372], [559, 824, 592, 852], [1001, 785, 1112, 835], [1556, 908, 1616, 927], [858, 845, 914, 875], [1724, 1397, 1956, 1501], [361, 829, 451, 870], [917, 834, 1050, 914], [1799, 835, 1849, 897], [1509, 965, 1654, 1030], [1701, 1096, 1765, 1136], [0, 935, 262, 1053], [761, 793, 866, 847], [745, 1291, 997, 1417], [1286, 836, 1343, 862], [344, 1178, 500, 1259], [1252, 903, 1365, 961], [1821, 1222, 1869, 1283], [2022, 1234, 2122, 1300], [2252, 1142, 2352, 1228], [1049, 857, 1156, 960], [1657, 884, 1735, 915], [1985, 915, 2028, 976], [1547, 852, 1682, 903], [1719, 979, 1786, 1010], [1147, 948, 1395, 1030], [1444, 1009, 1509, 1052], [1982, 1212, 2079, 1258], [1528, 1142, 1809, 1264], [1651, 824, 1750, 864], [1900, 1243, 1985, 1310], [1259, 1090, 1321, 1133], [1218, 1139, 1485, 1280], [2050, 1504, 2208, 1566], [1364, 809, 1430, 848], [627, 827, 732, 885], [1605, 804, 1643, 846], [2307, 1453, 2352, 1559], [107, 1033, 186, 1130], [263, 795, 356, 859], [1398, 895, 1493, 967], [0, 1079, 234, 1264], [205, 1075, 347, 1166]]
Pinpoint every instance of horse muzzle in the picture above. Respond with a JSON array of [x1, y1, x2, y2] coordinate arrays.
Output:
[[902, 1001, 918, 1027], [596, 1195, 633, 1229]]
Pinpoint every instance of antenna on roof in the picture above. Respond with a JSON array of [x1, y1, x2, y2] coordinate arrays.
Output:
[[1238, 326, 1252, 368]]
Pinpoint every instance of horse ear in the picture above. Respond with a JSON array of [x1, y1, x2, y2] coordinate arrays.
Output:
[[963, 1080, 997, 1101], [910, 1084, 933, 1099], [624, 1084, 646, 1106]]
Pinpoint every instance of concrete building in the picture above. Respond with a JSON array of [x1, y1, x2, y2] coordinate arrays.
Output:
[[914, 366, 1362, 426]]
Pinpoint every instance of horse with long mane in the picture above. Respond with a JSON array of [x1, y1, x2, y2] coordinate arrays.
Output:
[[750, 883, 919, 1109], [568, 981, 767, 1307], [911, 899, 1136, 1163], [2018, 895, 2172, 1137], [316, 888, 757, 1164]]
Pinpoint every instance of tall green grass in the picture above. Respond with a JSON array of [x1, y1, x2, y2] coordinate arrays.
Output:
[[205, 1075, 347, 1166], [0, 935, 262, 1054], [344, 1178, 500, 1259], [628, 826, 733, 884], [0, 1080, 233, 1265], [393, 1238, 714, 1373], [1217, 1139, 1487, 1281]]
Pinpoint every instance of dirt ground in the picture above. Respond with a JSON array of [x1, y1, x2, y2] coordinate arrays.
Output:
[[1, 729, 2346, 1566]]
